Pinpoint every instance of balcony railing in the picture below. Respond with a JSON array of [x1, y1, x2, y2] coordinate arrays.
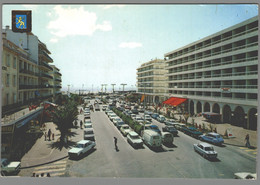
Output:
[[19, 69, 39, 77], [19, 84, 39, 89], [39, 61, 53, 71], [40, 72, 53, 79]]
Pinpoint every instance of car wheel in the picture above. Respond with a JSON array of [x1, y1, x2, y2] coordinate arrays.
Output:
[[203, 153, 207, 159]]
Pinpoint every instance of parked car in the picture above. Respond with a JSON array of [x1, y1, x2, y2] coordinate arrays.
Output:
[[161, 132, 174, 145], [132, 109, 139, 114], [199, 132, 224, 145], [102, 105, 107, 111], [138, 108, 144, 113], [84, 128, 95, 141], [127, 131, 143, 148], [142, 130, 162, 148], [151, 113, 159, 119], [148, 125, 161, 135], [84, 123, 92, 128], [193, 142, 218, 159], [234, 172, 257, 179], [120, 124, 132, 136], [68, 140, 96, 159], [144, 114, 152, 122], [157, 115, 166, 123], [144, 111, 153, 116], [116, 120, 125, 129], [1, 158, 21, 175], [175, 123, 187, 131], [131, 114, 136, 120], [109, 113, 118, 121], [135, 116, 143, 123], [164, 120, 179, 127], [183, 127, 203, 138], [162, 125, 178, 136], [84, 120, 92, 124], [112, 117, 122, 125]]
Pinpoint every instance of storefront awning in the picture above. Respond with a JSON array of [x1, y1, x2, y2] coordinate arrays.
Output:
[[163, 97, 187, 106]]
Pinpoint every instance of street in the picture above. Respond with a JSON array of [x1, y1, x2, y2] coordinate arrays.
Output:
[[64, 105, 256, 178]]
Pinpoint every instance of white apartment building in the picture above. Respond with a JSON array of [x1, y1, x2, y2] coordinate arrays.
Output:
[[137, 59, 167, 104], [164, 16, 258, 130]]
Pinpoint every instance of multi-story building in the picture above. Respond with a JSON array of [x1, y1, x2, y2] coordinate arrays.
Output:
[[2, 33, 19, 112], [137, 59, 167, 104], [164, 16, 258, 130], [50, 65, 62, 97], [2, 26, 61, 114]]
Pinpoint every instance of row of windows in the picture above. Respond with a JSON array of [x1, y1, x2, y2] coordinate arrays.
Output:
[[4, 54, 17, 69], [4, 74, 17, 87]]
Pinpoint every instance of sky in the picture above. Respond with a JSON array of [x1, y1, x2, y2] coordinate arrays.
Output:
[[2, 4, 258, 92]]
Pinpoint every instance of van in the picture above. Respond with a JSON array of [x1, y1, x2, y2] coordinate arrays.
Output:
[[142, 130, 162, 148], [161, 132, 173, 145]]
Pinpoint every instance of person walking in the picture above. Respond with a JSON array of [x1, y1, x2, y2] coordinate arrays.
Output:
[[114, 137, 118, 151], [48, 129, 52, 141], [80, 120, 83, 129], [44, 132, 47, 141], [245, 134, 250, 148], [52, 133, 55, 140]]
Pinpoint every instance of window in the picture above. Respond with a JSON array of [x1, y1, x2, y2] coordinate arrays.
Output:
[[6, 54, 10, 67], [13, 75, 16, 87], [13, 93, 17, 103], [13, 57, 17, 69], [6, 93, 9, 105], [6, 74, 10, 87]]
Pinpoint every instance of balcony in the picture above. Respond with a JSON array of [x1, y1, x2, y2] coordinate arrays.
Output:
[[39, 50, 53, 63], [39, 84, 54, 89], [40, 72, 53, 80], [19, 84, 39, 89], [39, 61, 53, 71], [55, 71, 62, 76], [55, 78, 62, 82], [19, 69, 39, 77]]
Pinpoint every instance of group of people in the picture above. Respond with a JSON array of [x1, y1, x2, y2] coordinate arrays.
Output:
[[32, 173, 51, 177], [44, 129, 54, 141]]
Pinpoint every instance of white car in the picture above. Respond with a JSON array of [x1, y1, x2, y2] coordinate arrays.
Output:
[[84, 120, 92, 124], [120, 124, 132, 136], [144, 115, 152, 122], [193, 142, 218, 159], [234, 172, 257, 179], [1, 158, 21, 175], [84, 128, 95, 141], [68, 140, 96, 159], [109, 113, 117, 121], [135, 116, 143, 123], [84, 123, 92, 128], [127, 131, 143, 148], [112, 117, 122, 125]]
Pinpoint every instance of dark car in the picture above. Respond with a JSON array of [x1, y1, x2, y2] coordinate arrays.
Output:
[[132, 109, 139, 114], [183, 127, 203, 138], [162, 126, 178, 136], [151, 113, 159, 119]]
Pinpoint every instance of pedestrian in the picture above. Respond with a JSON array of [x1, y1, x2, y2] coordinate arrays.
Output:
[[44, 132, 47, 141], [41, 173, 44, 177], [47, 173, 51, 177], [52, 133, 55, 140], [245, 134, 250, 148], [80, 120, 83, 129], [114, 137, 118, 150], [48, 129, 51, 141]]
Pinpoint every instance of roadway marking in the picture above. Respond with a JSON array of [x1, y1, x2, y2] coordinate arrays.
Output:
[[244, 149, 257, 152]]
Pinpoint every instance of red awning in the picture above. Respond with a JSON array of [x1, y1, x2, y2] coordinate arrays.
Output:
[[163, 97, 187, 106]]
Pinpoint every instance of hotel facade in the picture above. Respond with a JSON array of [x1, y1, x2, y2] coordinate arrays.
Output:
[[137, 59, 167, 104], [164, 16, 258, 130]]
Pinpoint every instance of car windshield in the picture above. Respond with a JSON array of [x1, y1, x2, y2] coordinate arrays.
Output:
[[153, 136, 160, 139], [77, 144, 84, 148], [85, 131, 94, 134], [123, 126, 129, 129], [131, 135, 140, 139], [204, 147, 214, 151], [2, 160, 9, 166], [85, 125, 92, 128]]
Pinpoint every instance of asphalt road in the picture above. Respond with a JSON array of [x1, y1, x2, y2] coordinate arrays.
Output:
[[65, 105, 256, 178]]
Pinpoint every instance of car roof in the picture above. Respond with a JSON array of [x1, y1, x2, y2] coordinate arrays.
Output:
[[149, 125, 159, 128], [128, 131, 138, 136], [207, 132, 220, 136], [77, 140, 90, 145], [199, 142, 213, 147]]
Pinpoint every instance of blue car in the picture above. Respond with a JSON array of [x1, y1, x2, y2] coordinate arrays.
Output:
[[151, 113, 159, 119], [198, 132, 224, 145], [148, 125, 161, 135]]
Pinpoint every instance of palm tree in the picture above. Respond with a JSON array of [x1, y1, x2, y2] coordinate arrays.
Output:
[[52, 99, 78, 144]]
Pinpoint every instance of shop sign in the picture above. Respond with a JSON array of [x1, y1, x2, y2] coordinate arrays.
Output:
[[2, 125, 14, 133]]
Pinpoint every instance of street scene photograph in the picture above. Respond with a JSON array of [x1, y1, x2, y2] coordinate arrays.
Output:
[[0, 3, 258, 182]]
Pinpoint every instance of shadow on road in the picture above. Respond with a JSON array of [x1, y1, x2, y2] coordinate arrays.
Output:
[[208, 158, 221, 162], [48, 139, 78, 151], [224, 143, 247, 148], [20, 156, 68, 169], [163, 143, 177, 148]]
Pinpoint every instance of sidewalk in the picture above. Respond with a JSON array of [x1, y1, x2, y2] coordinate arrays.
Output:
[[154, 107, 257, 148], [18, 106, 84, 177]]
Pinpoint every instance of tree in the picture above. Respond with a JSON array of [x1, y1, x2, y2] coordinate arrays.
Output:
[[52, 99, 79, 145]]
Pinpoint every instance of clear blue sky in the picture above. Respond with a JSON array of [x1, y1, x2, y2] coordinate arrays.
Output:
[[2, 4, 258, 92]]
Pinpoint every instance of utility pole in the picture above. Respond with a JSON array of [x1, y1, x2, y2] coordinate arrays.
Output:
[[120, 83, 127, 93], [103, 84, 107, 93], [111, 84, 116, 93]]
